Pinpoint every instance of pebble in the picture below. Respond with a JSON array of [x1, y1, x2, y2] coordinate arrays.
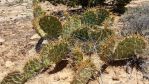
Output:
[[0, 38, 5, 45], [5, 61, 14, 68]]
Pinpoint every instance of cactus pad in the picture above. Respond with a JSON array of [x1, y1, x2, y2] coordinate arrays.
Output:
[[72, 60, 95, 84], [112, 35, 146, 60], [82, 9, 109, 26], [72, 27, 90, 41], [62, 16, 82, 40], [99, 35, 147, 62], [47, 42, 69, 63], [39, 16, 62, 39], [23, 58, 43, 79]]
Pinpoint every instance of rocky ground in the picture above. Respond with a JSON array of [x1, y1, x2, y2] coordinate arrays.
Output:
[[0, 0, 149, 84]]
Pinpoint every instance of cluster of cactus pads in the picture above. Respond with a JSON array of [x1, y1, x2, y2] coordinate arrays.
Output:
[[1, 0, 148, 84]]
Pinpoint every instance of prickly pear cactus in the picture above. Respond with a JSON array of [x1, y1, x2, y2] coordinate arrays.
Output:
[[23, 58, 43, 79], [72, 27, 90, 41], [62, 16, 82, 40], [32, 16, 47, 37], [1, 71, 26, 84], [99, 36, 116, 62], [39, 16, 63, 39], [90, 28, 114, 41], [112, 35, 146, 60], [43, 42, 69, 63], [82, 9, 109, 26], [72, 60, 95, 84], [71, 46, 84, 64], [99, 35, 146, 62]]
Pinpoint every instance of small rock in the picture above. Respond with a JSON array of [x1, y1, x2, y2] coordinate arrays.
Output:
[[5, 61, 14, 68], [0, 38, 5, 45], [112, 76, 119, 81], [30, 34, 40, 40]]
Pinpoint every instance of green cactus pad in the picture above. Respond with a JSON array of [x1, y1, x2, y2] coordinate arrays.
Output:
[[1, 71, 26, 84], [72, 27, 90, 41], [32, 16, 47, 37], [47, 42, 69, 63], [23, 58, 43, 79], [62, 16, 82, 40], [40, 44, 53, 68], [112, 35, 146, 60], [99, 35, 146, 62], [39, 16, 62, 39], [72, 47, 84, 63], [81, 9, 109, 26], [90, 28, 114, 41], [72, 26, 113, 42], [82, 10, 97, 25], [98, 36, 116, 62], [96, 9, 109, 25], [72, 60, 95, 84]]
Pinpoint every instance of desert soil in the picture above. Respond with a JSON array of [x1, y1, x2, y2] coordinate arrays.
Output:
[[0, 0, 149, 84]]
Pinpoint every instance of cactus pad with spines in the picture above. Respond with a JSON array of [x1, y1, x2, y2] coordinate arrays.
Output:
[[71, 47, 84, 64], [112, 35, 146, 60], [72, 60, 95, 84], [23, 58, 43, 79], [90, 28, 114, 42], [46, 42, 69, 63], [62, 16, 82, 40], [1, 71, 26, 84], [39, 16, 62, 39], [72, 27, 90, 41], [82, 9, 109, 26], [99, 36, 116, 62], [99, 35, 146, 62], [32, 16, 47, 37]]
